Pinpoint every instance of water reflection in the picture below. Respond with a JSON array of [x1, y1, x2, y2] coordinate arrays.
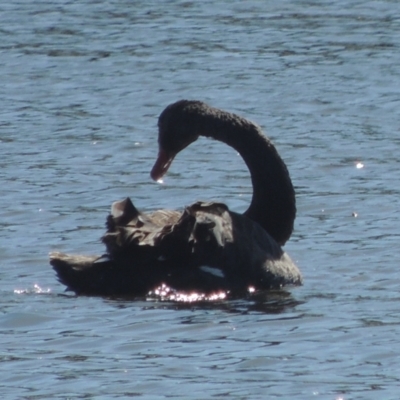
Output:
[[105, 288, 304, 315]]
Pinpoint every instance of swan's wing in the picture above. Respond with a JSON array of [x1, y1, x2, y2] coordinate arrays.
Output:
[[102, 198, 189, 257]]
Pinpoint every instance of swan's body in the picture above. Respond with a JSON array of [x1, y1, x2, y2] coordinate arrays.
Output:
[[50, 100, 302, 296]]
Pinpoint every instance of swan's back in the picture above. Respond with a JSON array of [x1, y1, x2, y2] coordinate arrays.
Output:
[[106, 198, 302, 289]]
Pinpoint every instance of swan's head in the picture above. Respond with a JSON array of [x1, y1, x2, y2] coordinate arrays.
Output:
[[151, 100, 203, 181]]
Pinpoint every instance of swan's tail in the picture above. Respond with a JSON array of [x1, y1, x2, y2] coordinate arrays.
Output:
[[50, 251, 167, 296], [50, 253, 117, 295]]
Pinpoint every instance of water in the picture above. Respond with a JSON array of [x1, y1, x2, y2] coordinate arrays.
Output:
[[1, 0, 400, 398]]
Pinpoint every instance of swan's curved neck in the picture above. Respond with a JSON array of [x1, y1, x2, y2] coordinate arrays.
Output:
[[200, 110, 296, 245]]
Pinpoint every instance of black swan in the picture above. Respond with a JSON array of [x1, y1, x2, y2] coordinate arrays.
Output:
[[50, 100, 302, 296]]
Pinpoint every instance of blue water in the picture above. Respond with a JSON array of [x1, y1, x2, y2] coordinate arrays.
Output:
[[1, 1, 400, 398]]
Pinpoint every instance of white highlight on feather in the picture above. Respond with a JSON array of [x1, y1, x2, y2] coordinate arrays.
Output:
[[94, 255, 111, 264], [199, 266, 225, 278]]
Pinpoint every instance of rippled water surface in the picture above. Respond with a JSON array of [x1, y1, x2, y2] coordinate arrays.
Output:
[[1, 1, 400, 398]]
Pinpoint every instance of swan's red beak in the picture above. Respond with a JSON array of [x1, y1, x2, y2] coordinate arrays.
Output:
[[150, 149, 175, 181]]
